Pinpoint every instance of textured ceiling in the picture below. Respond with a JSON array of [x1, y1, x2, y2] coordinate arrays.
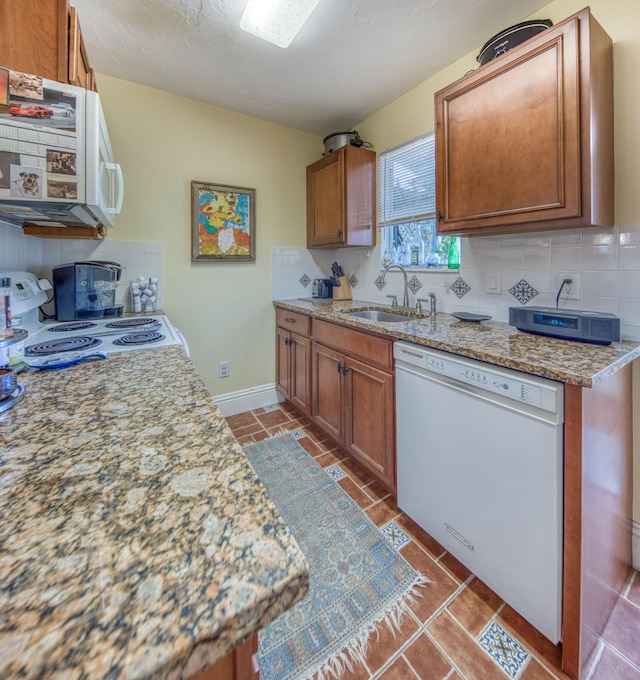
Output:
[[71, 0, 551, 136]]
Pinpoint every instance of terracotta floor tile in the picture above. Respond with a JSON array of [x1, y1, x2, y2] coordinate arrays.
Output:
[[446, 580, 501, 637], [379, 656, 417, 679], [359, 616, 419, 675], [225, 411, 260, 431], [279, 401, 298, 414], [252, 429, 271, 442], [336, 656, 371, 680], [438, 551, 472, 584], [231, 421, 266, 438], [341, 457, 378, 487], [363, 481, 391, 504], [255, 410, 292, 428], [399, 542, 459, 623], [403, 632, 453, 679], [235, 434, 255, 446], [591, 645, 640, 679], [297, 436, 323, 457], [396, 515, 446, 559], [338, 477, 374, 509], [601, 597, 640, 667], [366, 499, 401, 527], [427, 610, 504, 680], [497, 604, 564, 676], [316, 450, 345, 468], [520, 657, 559, 679], [300, 422, 332, 444]]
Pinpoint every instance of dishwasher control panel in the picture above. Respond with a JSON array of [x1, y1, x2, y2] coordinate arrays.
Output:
[[395, 341, 563, 415]]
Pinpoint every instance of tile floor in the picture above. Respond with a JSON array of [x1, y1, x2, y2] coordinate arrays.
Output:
[[225, 403, 640, 680]]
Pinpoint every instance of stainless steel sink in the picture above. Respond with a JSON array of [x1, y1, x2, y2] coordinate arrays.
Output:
[[343, 309, 411, 323]]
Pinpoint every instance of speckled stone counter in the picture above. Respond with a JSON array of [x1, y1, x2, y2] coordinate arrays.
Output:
[[0, 345, 309, 679], [276, 299, 640, 387]]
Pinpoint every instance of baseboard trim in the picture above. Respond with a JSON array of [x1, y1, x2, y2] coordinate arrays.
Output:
[[633, 520, 640, 572], [214, 383, 283, 417]]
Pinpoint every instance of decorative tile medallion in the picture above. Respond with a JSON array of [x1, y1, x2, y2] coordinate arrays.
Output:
[[478, 621, 529, 678], [299, 273, 311, 288], [450, 277, 471, 299], [374, 274, 387, 291], [289, 429, 305, 440], [325, 464, 347, 481], [508, 279, 539, 305], [408, 276, 423, 295], [381, 521, 410, 551], [349, 274, 358, 288], [263, 404, 280, 412]]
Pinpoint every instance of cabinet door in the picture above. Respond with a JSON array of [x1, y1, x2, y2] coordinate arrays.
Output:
[[344, 356, 395, 491], [307, 151, 346, 247], [276, 327, 290, 399], [290, 333, 311, 416], [68, 6, 94, 90], [311, 342, 344, 443], [0, 0, 69, 83], [436, 16, 581, 234]]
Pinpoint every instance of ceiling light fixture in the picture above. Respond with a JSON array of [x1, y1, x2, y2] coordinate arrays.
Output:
[[240, 0, 322, 48]]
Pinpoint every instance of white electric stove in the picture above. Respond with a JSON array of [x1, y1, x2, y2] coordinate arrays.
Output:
[[4, 271, 188, 359]]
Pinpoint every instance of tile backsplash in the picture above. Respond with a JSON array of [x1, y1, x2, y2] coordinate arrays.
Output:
[[0, 223, 163, 311], [272, 224, 640, 341]]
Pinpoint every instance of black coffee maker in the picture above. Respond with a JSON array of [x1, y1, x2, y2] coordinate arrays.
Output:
[[53, 261, 124, 320]]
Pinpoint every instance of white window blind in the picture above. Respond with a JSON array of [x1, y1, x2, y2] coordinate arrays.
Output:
[[377, 134, 436, 227]]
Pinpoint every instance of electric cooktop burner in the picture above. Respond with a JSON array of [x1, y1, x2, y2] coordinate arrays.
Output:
[[48, 321, 99, 332], [106, 318, 157, 328], [113, 331, 165, 346], [26, 336, 103, 355]]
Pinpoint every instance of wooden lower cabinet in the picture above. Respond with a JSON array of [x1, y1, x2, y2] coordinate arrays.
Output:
[[310, 320, 395, 492], [276, 310, 312, 416], [193, 634, 258, 680]]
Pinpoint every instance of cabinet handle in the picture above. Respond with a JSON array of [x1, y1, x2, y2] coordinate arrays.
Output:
[[337, 363, 349, 375], [284, 317, 296, 324], [338, 229, 343, 237], [337, 362, 343, 374], [437, 211, 443, 222]]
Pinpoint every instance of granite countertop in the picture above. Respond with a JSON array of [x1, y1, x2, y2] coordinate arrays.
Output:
[[275, 298, 640, 387], [0, 345, 309, 679]]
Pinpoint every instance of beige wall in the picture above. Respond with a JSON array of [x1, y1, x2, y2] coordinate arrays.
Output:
[[97, 75, 320, 395], [357, 0, 640, 523]]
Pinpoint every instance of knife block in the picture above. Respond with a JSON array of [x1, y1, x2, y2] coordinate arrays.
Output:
[[332, 276, 352, 300]]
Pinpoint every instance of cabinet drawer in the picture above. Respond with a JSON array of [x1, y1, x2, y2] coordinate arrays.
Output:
[[276, 309, 311, 336], [312, 319, 393, 371]]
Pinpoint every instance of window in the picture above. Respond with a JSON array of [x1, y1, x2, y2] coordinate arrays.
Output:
[[377, 133, 459, 269]]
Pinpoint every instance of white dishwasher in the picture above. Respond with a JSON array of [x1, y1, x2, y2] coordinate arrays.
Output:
[[394, 341, 564, 643]]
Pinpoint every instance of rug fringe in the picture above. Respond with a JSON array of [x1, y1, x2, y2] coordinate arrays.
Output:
[[302, 574, 430, 680]]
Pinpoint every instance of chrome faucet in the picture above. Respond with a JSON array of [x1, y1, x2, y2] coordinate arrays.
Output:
[[428, 292, 437, 316], [381, 264, 409, 307]]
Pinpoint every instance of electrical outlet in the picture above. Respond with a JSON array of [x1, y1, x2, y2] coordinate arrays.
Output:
[[219, 361, 230, 378], [557, 272, 581, 301], [486, 272, 502, 295]]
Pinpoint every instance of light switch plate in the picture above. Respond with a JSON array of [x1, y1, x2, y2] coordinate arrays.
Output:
[[486, 272, 502, 295]]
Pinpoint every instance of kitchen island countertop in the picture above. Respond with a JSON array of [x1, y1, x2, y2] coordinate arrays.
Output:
[[0, 345, 309, 678], [275, 298, 640, 387]]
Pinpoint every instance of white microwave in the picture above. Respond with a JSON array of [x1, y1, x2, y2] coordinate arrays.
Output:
[[0, 67, 123, 229]]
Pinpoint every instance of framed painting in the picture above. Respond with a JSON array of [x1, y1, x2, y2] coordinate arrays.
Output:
[[191, 181, 256, 262]]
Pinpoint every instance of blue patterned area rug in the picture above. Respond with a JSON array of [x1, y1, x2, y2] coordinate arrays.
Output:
[[244, 433, 427, 680]]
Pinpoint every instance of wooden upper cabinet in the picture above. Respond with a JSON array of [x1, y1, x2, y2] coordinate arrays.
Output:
[[435, 7, 613, 236], [0, 0, 96, 90], [307, 145, 376, 248], [68, 6, 95, 90]]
